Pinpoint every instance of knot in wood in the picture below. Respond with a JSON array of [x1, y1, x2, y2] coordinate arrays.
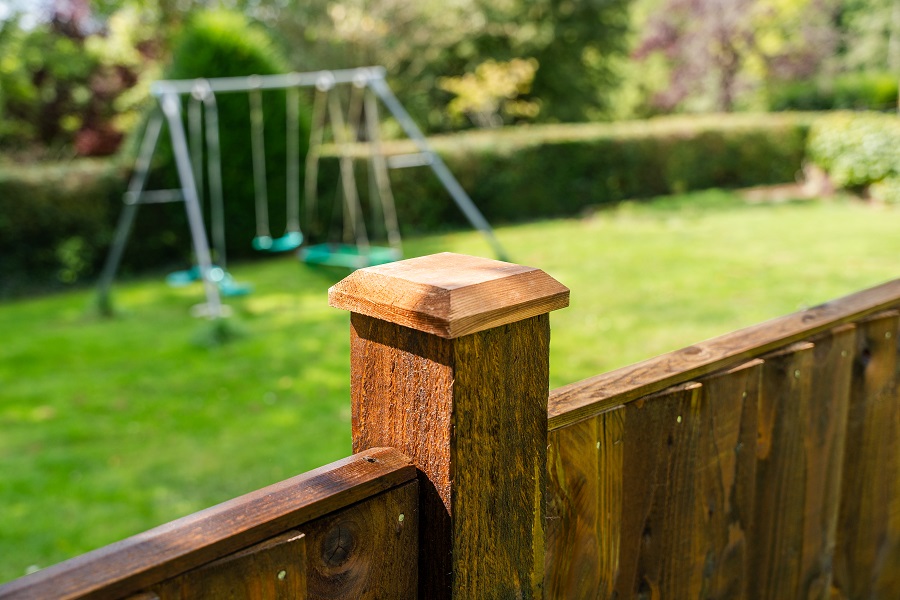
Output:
[[322, 524, 355, 567]]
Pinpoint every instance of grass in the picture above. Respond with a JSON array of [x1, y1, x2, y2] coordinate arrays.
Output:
[[3, 189, 900, 583]]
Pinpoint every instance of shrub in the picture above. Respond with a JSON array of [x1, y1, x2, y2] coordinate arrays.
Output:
[[0, 160, 125, 296], [386, 113, 815, 231], [807, 111, 900, 189], [769, 72, 899, 112], [138, 9, 309, 265], [1, 112, 817, 295]]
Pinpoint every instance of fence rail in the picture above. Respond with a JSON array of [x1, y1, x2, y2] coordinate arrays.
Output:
[[3, 253, 900, 599], [549, 277, 900, 429], [546, 280, 900, 598], [0, 448, 416, 600]]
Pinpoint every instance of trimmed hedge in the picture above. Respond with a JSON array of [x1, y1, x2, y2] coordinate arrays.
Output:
[[385, 112, 816, 231], [0, 160, 125, 295], [768, 72, 899, 112], [1, 112, 817, 296]]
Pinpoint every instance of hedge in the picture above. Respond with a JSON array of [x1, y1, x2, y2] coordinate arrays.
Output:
[[0, 112, 817, 296], [384, 112, 816, 231], [768, 72, 899, 112]]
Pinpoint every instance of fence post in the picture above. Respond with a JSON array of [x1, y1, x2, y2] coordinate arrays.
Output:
[[329, 252, 569, 599]]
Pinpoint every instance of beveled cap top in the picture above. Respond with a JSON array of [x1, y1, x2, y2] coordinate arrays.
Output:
[[328, 252, 569, 338]]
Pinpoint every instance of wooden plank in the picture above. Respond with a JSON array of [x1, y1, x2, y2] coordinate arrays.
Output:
[[0, 448, 415, 600], [350, 313, 549, 599], [799, 325, 855, 599], [750, 342, 825, 598], [545, 406, 624, 598], [693, 359, 761, 599], [834, 312, 900, 598], [303, 480, 418, 599], [615, 382, 707, 597], [147, 531, 307, 599], [617, 363, 760, 597], [329, 252, 569, 338], [546, 361, 760, 599], [549, 278, 900, 430]]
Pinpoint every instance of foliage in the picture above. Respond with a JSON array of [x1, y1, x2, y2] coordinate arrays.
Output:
[[0, 113, 816, 293], [806, 111, 900, 189], [0, 160, 124, 296], [144, 9, 310, 266], [6, 192, 900, 582], [386, 113, 815, 229], [438, 58, 540, 127], [271, 0, 633, 128], [632, 0, 836, 112], [0, 3, 161, 156], [767, 71, 899, 111], [837, 0, 900, 73]]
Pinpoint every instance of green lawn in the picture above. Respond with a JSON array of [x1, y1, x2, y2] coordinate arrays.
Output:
[[3, 190, 900, 583]]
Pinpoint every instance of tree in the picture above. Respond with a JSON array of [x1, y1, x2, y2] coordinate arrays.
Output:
[[632, 0, 839, 112], [269, 0, 633, 128]]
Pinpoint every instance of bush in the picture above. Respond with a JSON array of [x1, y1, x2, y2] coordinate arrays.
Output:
[[385, 113, 815, 231], [1, 112, 817, 295], [807, 111, 900, 189], [0, 160, 125, 296], [769, 72, 899, 112], [138, 9, 309, 265]]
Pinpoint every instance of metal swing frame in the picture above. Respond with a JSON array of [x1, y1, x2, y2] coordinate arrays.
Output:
[[298, 71, 402, 269], [97, 66, 507, 319]]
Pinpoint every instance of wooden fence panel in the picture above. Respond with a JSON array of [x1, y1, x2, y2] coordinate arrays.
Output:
[[145, 531, 308, 599], [303, 480, 418, 599], [136, 480, 419, 600], [546, 361, 759, 599], [546, 405, 624, 598], [751, 342, 813, 598], [834, 312, 900, 599], [0, 448, 416, 600], [802, 326, 854, 598]]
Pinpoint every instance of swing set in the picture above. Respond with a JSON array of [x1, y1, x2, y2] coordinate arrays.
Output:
[[96, 67, 506, 319]]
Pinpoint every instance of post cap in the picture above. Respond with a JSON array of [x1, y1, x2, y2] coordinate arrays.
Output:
[[328, 253, 569, 338]]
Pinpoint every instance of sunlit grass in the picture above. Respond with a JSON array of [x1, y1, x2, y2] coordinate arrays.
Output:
[[3, 190, 900, 582]]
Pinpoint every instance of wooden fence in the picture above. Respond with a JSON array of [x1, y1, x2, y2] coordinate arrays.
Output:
[[2, 252, 899, 599]]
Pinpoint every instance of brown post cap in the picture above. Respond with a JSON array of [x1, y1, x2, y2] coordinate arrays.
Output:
[[328, 252, 569, 338]]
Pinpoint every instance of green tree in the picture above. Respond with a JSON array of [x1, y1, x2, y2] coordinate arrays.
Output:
[[270, 0, 632, 128]]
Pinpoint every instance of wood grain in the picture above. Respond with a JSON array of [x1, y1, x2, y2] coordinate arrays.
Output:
[[737, 329, 854, 600], [800, 326, 855, 599], [545, 361, 759, 599], [350, 313, 549, 599], [834, 312, 900, 599], [0, 448, 414, 600], [146, 531, 307, 599], [549, 277, 900, 430], [303, 481, 418, 599], [329, 252, 569, 338], [545, 406, 624, 598]]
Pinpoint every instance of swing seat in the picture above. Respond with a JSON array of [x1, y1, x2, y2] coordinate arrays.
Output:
[[209, 266, 253, 297], [218, 272, 253, 297], [252, 231, 304, 253], [166, 266, 203, 287], [166, 266, 251, 296], [299, 243, 401, 269]]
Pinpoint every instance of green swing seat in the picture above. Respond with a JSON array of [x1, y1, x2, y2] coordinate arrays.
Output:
[[166, 266, 252, 297], [299, 243, 401, 269], [252, 231, 304, 253]]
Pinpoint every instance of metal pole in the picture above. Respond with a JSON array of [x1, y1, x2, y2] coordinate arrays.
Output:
[[159, 93, 224, 318], [367, 77, 509, 261], [96, 110, 165, 314]]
